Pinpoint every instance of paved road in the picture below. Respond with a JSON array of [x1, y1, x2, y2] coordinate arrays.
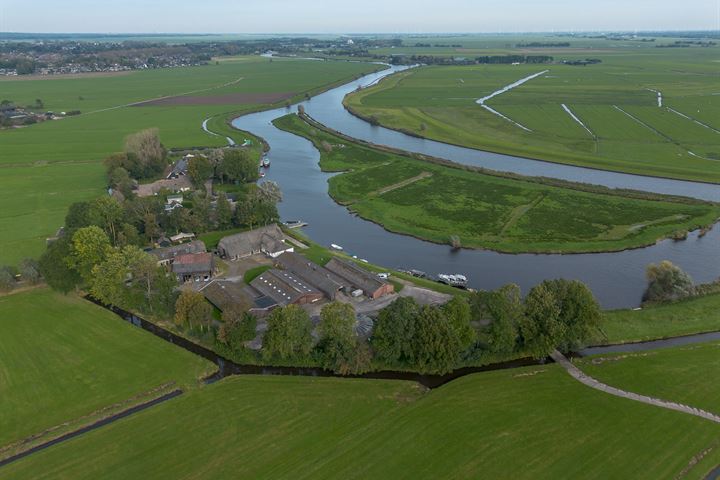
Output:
[[551, 350, 720, 424]]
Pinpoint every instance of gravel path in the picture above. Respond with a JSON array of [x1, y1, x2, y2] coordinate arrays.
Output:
[[551, 350, 720, 424]]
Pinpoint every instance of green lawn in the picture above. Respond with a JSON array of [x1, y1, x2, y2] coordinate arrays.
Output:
[[600, 293, 720, 344], [0, 289, 214, 449], [579, 341, 720, 415], [0, 57, 383, 265], [4, 365, 720, 479], [273, 114, 720, 254], [345, 44, 720, 183]]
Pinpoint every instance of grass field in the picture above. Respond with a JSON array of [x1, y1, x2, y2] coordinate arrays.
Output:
[[0, 289, 214, 450], [599, 293, 720, 344], [0, 57, 382, 265], [273, 114, 720, 254], [4, 364, 720, 479], [345, 43, 720, 183]]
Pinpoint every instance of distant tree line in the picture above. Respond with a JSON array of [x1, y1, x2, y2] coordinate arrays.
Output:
[[476, 55, 554, 64], [516, 42, 570, 47]]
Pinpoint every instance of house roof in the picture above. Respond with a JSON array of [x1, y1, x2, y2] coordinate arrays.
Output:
[[171, 253, 213, 274], [201, 280, 258, 311], [325, 258, 388, 295], [151, 240, 207, 262], [217, 224, 284, 258], [250, 269, 321, 307], [274, 252, 344, 298]]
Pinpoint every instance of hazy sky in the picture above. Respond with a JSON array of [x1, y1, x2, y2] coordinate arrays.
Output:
[[1, 0, 718, 33]]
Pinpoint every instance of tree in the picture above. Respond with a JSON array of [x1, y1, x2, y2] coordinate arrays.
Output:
[[218, 305, 257, 351], [65, 201, 94, 232], [318, 302, 356, 345], [217, 149, 259, 184], [39, 238, 81, 293], [69, 226, 111, 284], [372, 297, 420, 365], [18, 258, 41, 284], [262, 305, 313, 361], [191, 192, 212, 232], [117, 223, 142, 247], [483, 284, 523, 354], [215, 192, 233, 229], [174, 291, 213, 330], [541, 279, 601, 352], [90, 247, 133, 307], [412, 306, 462, 374], [90, 196, 125, 245], [109, 167, 134, 198], [187, 155, 213, 188], [519, 283, 562, 359], [442, 296, 476, 351], [257, 181, 282, 204], [0, 266, 15, 293], [123, 129, 167, 179], [645, 260, 694, 303]]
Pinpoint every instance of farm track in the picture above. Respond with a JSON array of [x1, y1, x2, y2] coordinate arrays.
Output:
[[552, 350, 720, 424], [83, 77, 245, 115], [0, 390, 184, 469], [374, 171, 433, 195]]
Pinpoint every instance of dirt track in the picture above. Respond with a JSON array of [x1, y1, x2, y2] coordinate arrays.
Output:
[[135, 92, 296, 106]]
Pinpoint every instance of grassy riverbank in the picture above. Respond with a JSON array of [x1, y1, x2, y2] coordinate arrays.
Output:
[[273, 113, 719, 254], [599, 292, 720, 344], [4, 365, 719, 479], [0, 289, 214, 453], [344, 45, 720, 183], [0, 56, 382, 265]]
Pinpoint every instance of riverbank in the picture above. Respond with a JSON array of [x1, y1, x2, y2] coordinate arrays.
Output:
[[344, 64, 720, 185], [272, 112, 720, 255]]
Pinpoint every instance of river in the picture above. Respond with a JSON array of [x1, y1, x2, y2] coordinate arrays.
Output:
[[232, 65, 720, 309]]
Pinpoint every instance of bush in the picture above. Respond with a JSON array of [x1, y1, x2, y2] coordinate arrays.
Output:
[[644, 260, 695, 303]]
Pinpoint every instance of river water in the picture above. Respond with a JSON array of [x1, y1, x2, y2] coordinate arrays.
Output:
[[232, 66, 720, 309]]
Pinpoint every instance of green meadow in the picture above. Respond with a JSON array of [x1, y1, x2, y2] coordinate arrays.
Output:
[[4, 365, 720, 479], [345, 42, 720, 183], [0, 57, 382, 265], [0, 289, 213, 451], [273, 114, 719, 254], [600, 292, 720, 344]]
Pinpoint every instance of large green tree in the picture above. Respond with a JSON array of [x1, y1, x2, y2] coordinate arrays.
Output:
[[483, 284, 523, 354], [519, 283, 562, 359], [39, 238, 81, 293], [262, 305, 313, 361], [371, 297, 420, 365], [541, 279, 601, 352], [412, 306, 462, 374], [174, 291, 213, 330], [69, 226, 111, 284], [644, 260, 695, 303]]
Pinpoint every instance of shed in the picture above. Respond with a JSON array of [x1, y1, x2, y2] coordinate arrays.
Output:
[[325, 258, 394, 299], [217, 224, 292, 260], [172, 252, 214, 283], [250, 269, 323, 306], [274, 252, 344, 300]]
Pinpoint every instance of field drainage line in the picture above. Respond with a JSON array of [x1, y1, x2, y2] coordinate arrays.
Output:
[[475, 70, 549, 132], [0, 389, 183, 469], [667, 107, 720, 135], [561, 104, 596, 139], [551, 350, 720, 424]]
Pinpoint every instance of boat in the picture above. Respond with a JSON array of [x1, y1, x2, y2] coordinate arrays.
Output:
[[437, 274, 468, 288], [261, 158, 270, 168], [283, 220, 307, 229], [259, 170, 265, 178], [330, 244, 344, 251]]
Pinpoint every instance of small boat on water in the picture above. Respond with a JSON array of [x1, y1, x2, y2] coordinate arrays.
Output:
[[437, 274, 468, 288], [402, 269, 427, 279], [330, 244, 344, 251], [259, 170, 266, 178], [283, 220, 308, 229], [261, 158, 270, 168]]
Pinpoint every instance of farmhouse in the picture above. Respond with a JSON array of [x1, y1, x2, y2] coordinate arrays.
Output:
[[274, 252, 345, 300], [249, 269, 324, 306], [325, 258, 394, 299], [217, 224, 293, 260], [151, 240, 207, 266], [171, 252, 214, 283]]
